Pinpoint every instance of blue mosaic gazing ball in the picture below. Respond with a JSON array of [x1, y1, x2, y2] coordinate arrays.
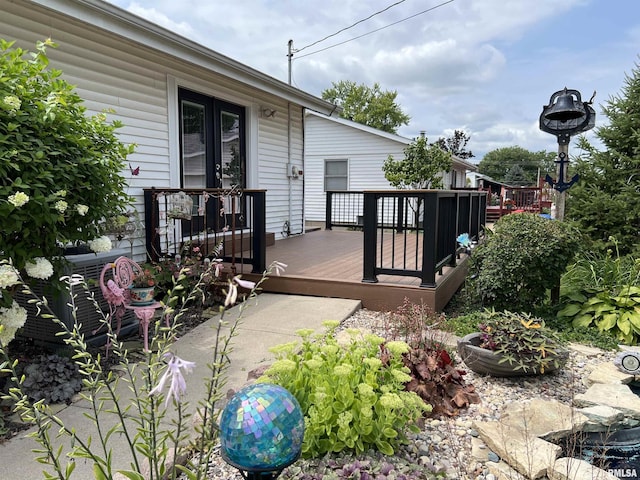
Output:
[[220, 383, 305, 471]]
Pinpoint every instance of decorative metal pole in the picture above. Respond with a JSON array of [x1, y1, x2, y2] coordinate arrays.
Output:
[[539, 88, 596, 220]]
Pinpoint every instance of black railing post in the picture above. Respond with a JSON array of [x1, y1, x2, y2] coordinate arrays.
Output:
[[362, 192, 379, 283], [325, 191, 333, 230], [252, 191, 267, 273], [144, 188, 160, 262], [396, 196, 404, 233], [420, 191, 438, 287]]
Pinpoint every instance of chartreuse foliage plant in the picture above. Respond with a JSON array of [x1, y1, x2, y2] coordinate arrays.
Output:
[[558, 238, 640, 344], [259, 322, 431, 458], [470, 213, 580, 311]]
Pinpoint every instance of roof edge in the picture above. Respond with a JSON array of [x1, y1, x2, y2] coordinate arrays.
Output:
[[25, 0, 338, 115]]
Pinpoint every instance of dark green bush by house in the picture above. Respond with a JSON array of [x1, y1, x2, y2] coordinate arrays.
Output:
[[470, 213, 580, 311]]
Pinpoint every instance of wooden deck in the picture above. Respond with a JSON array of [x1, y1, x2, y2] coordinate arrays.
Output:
[[242, 229, 469, 312]]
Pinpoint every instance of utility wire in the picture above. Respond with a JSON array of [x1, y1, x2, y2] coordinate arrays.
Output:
[[294, 0, 455, 60], [294, 0, 407, 54]]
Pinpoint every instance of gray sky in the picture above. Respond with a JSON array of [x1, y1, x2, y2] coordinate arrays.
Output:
[[106, 0, 640, 161]]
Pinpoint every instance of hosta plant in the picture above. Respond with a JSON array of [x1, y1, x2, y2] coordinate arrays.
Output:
[[558, 238, 640, 344], [259, 321, 431, 458], [558, 287, 640, 345]]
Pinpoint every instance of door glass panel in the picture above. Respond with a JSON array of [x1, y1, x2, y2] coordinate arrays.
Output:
[[220, 110, 243, 188], [181, 100, 206, 188]]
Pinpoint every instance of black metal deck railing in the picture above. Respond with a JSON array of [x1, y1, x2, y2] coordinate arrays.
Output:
[[143, 188, 266, 273], [324, 190, 486, 287]]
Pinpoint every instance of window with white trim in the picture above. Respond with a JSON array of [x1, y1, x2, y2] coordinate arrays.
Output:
[[324, 159, 348, 191]]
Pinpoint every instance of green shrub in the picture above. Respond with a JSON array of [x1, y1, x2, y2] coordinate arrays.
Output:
[[470, 213, 580, 311], [558, 241, 640, 344], [0, 38, 133, 293], [259, 321, 430, 458]]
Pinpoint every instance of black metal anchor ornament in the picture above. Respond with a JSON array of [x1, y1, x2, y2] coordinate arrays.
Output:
[[545, 152, 579, 192]]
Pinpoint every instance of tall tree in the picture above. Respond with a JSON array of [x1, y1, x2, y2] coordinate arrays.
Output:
[[566, 63, 640, 256], [432, 129, 474, 159], [478, 146, 555, 184], [322, 80, 410, 134], [383, 135, 452, 189]]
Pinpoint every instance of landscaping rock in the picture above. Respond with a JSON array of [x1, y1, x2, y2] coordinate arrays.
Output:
[[574, 383, 640, 420], [578, 405, 626, 432], [585, 361, 634, 387], [473, 420, 561, 479], [498, 398, 589, 441], [547, 457, 618, 480]]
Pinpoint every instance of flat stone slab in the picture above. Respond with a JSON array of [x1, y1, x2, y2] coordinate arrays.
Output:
[[499, 398, 588, 441], [574, 383, 640, 419], [567, 343, 606, 357], [578, 405, 625, 431], [585, 361, 634, 387], [474, 420, 561, 479], [548, 457, 618, 480]]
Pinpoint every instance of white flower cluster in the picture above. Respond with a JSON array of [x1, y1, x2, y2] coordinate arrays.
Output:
[[88, 235, 112, 253], [76, 204, 89, 216], [0, 264, 20, 289], [0, 301, 28, 346], [2, 95, 21, 112], [25, 257, 54, 280], [54, 200, 68, 214], [8, 191, 29, 208]]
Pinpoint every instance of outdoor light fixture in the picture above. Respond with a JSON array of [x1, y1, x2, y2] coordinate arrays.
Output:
[[219, 383, 304, 480], [614, 351, 640, 375], [539, 87, 596, 220]]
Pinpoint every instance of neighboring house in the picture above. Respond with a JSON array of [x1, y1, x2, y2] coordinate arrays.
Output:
[[1, 0, 337, 257], [304, 110, 478, 223]]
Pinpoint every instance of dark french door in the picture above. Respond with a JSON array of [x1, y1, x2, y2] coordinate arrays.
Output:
[[178, 88, 246, 232]]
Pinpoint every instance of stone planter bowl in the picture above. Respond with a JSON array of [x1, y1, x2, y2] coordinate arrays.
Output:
[[457, 332, 567, 377]]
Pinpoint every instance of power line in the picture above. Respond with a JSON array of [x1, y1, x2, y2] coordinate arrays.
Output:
[[294, 0, 455, 60], [294, 0, 407, 54]]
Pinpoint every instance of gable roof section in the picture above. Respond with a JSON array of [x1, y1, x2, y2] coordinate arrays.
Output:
[[306, 110, 412, 145], [305, 111, 478, 172], [26, 0, 338, 115]]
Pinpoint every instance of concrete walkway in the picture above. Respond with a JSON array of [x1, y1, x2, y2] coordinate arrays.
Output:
[[0, 293, 361, 479]]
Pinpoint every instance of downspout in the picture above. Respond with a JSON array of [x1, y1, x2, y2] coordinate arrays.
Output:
[[285, 101, 292, 237]]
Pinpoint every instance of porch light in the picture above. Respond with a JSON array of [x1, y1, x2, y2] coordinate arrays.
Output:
[[539, 88, 596, 220], [219, 383, 304, 479]]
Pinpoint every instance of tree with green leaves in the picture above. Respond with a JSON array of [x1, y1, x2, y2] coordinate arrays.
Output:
[[383, 135, 452, 189], [432, 129, 474, 159], [321, 80, 410, 134], [478, 146, 555, 184], [566, 63, 640, 256]]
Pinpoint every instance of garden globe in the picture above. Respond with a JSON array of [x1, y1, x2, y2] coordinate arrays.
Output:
[[220, 383, 304, 479]]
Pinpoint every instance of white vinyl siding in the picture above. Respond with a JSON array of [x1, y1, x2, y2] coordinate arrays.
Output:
[[2, 0, 309, 253], [304, 112, 409, 222]]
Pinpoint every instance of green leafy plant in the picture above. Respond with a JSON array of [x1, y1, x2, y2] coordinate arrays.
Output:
[[477, 309, 567, 374], [0, 38, 134, 304], [382, 298, 480, 417], [558, 238, 640, 344], [21, 354, 82, 404], [470, 213, 580, 311], [259, 322, 431, 458]]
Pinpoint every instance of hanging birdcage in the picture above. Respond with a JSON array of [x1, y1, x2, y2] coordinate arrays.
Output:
[[166, 191, 193, 220]]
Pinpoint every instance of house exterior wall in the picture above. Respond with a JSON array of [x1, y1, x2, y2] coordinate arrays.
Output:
[[304, 113, 409, 222], [1, 0, 318, 256], [304, 112, 476, 223]]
